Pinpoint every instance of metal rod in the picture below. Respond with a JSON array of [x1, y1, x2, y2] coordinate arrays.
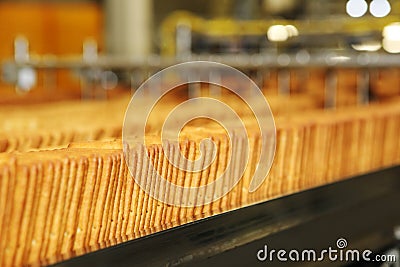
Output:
[[357, 69, 370, 105], [5, 53, 400, 71], [325, 69, 337, 109], [278, 69, 290, 95]]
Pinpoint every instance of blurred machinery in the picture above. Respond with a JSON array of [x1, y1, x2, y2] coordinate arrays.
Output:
[[0, 1, 400, 266], [1, 1, 400, 106]]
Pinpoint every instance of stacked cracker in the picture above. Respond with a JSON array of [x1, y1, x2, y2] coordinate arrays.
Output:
[[0, 93, 321, 153], [0, 96, 129, 152], [0, 97, 399, 266]]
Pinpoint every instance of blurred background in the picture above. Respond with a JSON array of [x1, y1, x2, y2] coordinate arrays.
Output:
[[1, 2, 400, 266], [0, 0, 399, 105]]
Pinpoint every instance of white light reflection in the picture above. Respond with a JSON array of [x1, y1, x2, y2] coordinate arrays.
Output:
[[346, 0, 368, 17]]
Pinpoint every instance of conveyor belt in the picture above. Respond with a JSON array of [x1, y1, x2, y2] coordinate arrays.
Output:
[[52, 165, 400, 267]]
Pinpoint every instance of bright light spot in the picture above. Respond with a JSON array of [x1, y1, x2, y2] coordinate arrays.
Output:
[[326, 54, 351, 65], [285, 25, 299, 37], [331, 56, 351, 62], [370, 0, 391, 17], [351, 41, 382, 51], [383, 39, 400, 53], [383, 23, 400, 53], [346, 0, 368, 17], [267, 24, 299, 42], [383, 23, 400, 39], [267, 25, 289, 42], [17, 67, 36, 92]]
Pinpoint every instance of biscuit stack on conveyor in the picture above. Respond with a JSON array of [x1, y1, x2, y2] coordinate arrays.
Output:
[[0, 93, 321, 153], [0, 92, 399, 266]]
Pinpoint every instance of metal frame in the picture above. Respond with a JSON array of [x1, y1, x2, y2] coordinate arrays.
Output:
[[4, 52, 400, 70], [3, 51, 400, 103]]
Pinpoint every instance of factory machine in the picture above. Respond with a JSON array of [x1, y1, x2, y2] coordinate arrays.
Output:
[[0, 1, 399, 266]]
